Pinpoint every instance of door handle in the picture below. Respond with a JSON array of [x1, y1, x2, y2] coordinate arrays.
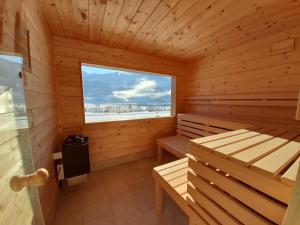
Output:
[[9, 168, 49, 192]]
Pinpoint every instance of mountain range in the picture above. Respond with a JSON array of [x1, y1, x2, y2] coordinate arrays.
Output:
[[82, 71, 172, 105]]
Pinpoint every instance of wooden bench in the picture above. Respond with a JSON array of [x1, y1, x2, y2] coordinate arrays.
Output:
[[153, 158, 190, 215], [154, 126, 300, 225], [156, 114, 251, 162]]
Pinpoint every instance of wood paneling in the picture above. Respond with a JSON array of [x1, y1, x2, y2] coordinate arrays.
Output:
[[39, 0, 300, 62], [53, 36, 187, 169], [184, 11, 300, 125], [0, 1, 59, 225], [188, 127, 300, 224]]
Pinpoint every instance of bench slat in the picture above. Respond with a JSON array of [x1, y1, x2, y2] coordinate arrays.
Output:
[[189, 158, 286, 224], [187, 197, 219, 225], [214, 129, 286, 157], [158, 114, 252, 162], [201, 127, 274, 150], [188, 184, 241, 225], [177, 124, 212, 137], [188, 171, 272, 225], [178, 120, 229, 134], [281, 157, 300, 186], [231, 131, 299, 166], [251, 136, 300, 177]]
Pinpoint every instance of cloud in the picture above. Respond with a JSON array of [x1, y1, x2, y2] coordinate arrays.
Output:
[[113, 78, 170, 101]]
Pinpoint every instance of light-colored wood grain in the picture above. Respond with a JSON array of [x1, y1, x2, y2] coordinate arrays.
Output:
[[38, 0, 300, 62], [187, 197, 219, 225], [188, 204, 207, 225], [184, 5, 300, 126], [201, 129, 270, 150], [231, 131, 299, 166], [153, 158, 191, 215], [188, 171, 272, 225], [53, 36, 186, 167], [0, 1, 59, 225], [185, 93, 298, 107], [100, 0, 124, 44], [283, 163, 300, 225], [187, 128, 300, 225], [251, 136, 300, 177], [108, 0, 143, 46], [214, 129, 286, 157], [188, 183, 240, 225], [281, 157, 300, 186], [189, 158, 286, 224], [191, 129, 251, 145], [155, 181, 163, 214], [157, 114, 251, 161], [271, 38, 295, 55], [296, 91, 300, 120], [189, 143, 293, 204]]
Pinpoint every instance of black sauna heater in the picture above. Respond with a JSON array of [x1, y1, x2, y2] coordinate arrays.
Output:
[[62, 135, 90, 178]]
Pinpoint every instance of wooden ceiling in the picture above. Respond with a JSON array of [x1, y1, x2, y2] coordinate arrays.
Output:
[[39, 0, 300, 62]]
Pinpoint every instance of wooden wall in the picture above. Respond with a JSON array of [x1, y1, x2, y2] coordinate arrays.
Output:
[[53, 36, 187, 170], [185, 22, 300, 125], [0, 0, 59, 225]]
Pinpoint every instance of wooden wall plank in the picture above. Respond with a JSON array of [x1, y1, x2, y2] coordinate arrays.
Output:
[[185, 16, 300, 125], [53, 36, 187, 168]]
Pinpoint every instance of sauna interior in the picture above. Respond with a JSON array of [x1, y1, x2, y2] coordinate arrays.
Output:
[[1, 0, 300, 225]]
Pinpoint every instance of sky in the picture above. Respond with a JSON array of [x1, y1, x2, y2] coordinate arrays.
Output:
[[113, 78, 171, 101], [0, 55, 23, 64], [81, 65, 172, 102]]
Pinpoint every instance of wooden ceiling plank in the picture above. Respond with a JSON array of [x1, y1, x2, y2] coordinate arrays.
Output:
[[88, 0, 106, 43], [131, 0, 198, 53], [145, 0, 219, 56], [100, 0, 125, 45], [39, 0, 300, 62], [156, 0, 276, 59], [108, 0, 143, 47], [178, 1, 300, 59], [182, 1, 300, 59], [38, 0, 64, 35], [72, 0, 89, 41], [127, 0, 181, 51], [54, 0, 77, 38], [118, 0, 160, 48], [151, 0, 237, 57]]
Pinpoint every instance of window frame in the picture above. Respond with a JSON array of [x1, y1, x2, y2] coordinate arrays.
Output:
[[80, 62, 176, 124]]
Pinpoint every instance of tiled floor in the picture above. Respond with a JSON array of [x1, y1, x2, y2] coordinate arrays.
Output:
[[53, 156, 188, 225]]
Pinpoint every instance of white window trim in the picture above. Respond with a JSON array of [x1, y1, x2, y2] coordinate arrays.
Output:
[[81, 63, 176, 124]]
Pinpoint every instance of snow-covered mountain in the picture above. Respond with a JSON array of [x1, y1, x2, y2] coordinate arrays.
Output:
[[82, 71, 172, 105]]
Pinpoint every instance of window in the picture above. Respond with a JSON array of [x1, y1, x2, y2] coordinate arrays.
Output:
[[81, 64, 175, 123]]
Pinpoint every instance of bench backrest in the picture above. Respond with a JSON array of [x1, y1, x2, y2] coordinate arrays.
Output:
[[185, 93, 298, 107], [176, 114, 251, 139]]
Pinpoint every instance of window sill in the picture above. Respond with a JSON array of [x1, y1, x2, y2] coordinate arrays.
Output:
[[84, 115, 176, 125]]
